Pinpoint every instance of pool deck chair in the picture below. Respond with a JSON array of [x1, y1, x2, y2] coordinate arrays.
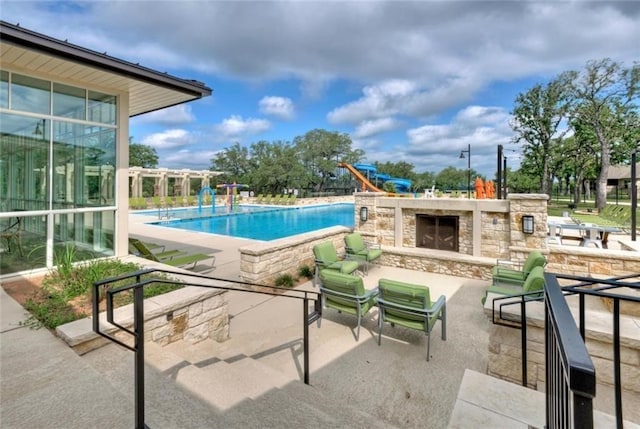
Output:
[[376, 279, 446, 361], [129, 238, 214, 270], [344, 232, 382, 275], [318, 270, 378, 341], [313, 241, 361, 285], [492, 250, 546, 287]]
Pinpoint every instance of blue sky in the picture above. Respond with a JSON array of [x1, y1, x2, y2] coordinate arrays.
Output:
[[2, 1, 639, 176]]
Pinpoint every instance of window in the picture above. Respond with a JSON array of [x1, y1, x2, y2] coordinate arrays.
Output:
[[0, 70, 8, 108], [88, 90, 116, 124], [53, 83, 86, 119], [11, 74, 50, 114]]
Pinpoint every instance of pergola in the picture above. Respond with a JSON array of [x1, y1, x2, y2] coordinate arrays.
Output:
[[128, 167, 224, 198]]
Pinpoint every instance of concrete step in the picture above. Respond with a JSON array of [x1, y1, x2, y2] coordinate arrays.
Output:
[[448, 369, 640, 429]]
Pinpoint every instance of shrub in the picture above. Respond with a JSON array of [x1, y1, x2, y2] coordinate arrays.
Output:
[[298, 265, 314, 279], [25, 259, 182, 329], [274, 273, 295, 288]]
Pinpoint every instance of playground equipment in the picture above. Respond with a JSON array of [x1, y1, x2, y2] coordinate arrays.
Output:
[[217, 183, 249, 211], [198, 186, 216, 212], [339, 163, 412, 193]]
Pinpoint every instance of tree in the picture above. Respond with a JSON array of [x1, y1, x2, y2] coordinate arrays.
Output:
[[210, 142, 252, 185], [569, 58, 640, 210], [129, 140, 159, 168], [294, 129, 363, 191], [511, 74, 574, 194], [435, 166, 479, 191]]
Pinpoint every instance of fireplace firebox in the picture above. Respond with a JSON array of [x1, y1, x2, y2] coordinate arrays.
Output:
[[416, 214, 459, 251]]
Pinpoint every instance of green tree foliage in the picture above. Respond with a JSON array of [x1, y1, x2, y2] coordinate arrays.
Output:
[[294, 129, 364, 191], [129, 140, 159, 168], [211, 142, 252, 184], [511, 74, 573, 194], [435, 166, 480, 191], [568, 58, 639, 210]]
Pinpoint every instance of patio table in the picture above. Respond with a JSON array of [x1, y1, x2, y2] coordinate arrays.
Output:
[[548, 222, 621, 249]]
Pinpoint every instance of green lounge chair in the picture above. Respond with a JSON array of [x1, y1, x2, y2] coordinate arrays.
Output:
[[492, 250, 546, 286], [482, 265, 545, 305], [129, 238, 214, 270], [344, 232, 382, 275], [312, 241, 361, 285], [318, 270, 378, 341], [376, 278, 446, 361]]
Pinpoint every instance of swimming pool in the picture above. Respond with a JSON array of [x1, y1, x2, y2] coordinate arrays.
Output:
[[150, 203, 355, 241]]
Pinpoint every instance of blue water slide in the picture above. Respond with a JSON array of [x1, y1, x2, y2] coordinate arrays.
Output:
[[351, 162, 412, 192], [386, 178, 412, 192]]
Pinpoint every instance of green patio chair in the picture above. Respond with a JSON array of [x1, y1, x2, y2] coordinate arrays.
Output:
[[492, 250, 546, 287], [312, 241, 361, 285], [128, 238, 214, 270], [376, 278, 446, 361], [344, 232, 382, 275], [318, 270, 378, 341], [482, 265, 545, 305]]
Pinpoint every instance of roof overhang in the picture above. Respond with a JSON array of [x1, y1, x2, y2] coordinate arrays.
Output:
[[0, 21, 212, 117]]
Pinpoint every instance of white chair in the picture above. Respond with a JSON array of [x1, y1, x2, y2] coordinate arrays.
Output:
[[424, 185, 435, 198]]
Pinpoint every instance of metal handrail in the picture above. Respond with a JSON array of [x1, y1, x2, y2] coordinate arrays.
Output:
[[544, 273, 596, 429], [92, 268, 321, 429], [489, 272, 639, 428]]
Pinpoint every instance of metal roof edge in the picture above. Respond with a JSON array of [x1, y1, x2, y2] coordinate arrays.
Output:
[[0, 21, 212, 98]]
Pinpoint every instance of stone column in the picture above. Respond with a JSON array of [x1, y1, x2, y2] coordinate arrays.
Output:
[[507, 194, 548, 251]]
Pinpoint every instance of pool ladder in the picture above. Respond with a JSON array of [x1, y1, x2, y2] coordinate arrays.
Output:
[[157, 206, 171, 220]]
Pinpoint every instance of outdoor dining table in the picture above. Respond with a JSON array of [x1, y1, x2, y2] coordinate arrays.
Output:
[[547, 222, 621, 248]]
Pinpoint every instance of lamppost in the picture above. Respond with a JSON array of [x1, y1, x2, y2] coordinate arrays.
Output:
[[459, 144, 471, 199]]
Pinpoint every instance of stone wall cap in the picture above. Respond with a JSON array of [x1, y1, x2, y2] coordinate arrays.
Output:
[[508, 193, 549, 201]]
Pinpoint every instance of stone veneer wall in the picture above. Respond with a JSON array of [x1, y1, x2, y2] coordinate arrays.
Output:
[[239, 226, 352, 284], [57, 286, 229, 355]]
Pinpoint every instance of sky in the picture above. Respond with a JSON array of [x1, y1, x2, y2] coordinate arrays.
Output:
[[2, 1, 639, 177]]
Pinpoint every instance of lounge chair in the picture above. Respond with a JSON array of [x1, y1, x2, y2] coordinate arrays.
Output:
[[318, 270, 378, 341], [482, 265, 545, 305], [492, 250, 546, 287], [376, 278, 446, 361], [344, 232, 382, 275], [129, 238, 214, 270], [312, 241, 361, 285]]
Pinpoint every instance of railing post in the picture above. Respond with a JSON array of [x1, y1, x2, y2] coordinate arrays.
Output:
[[303, 297, 310, 385], [521, 299, 527, 386], [613, 298, 622, 428], [134, 276, 146, 429]]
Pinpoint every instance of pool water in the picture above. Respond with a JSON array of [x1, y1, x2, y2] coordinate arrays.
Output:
[[150, 203, 355, 241]]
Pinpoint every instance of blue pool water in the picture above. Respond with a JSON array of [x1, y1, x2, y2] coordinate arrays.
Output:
[[150, 204, 355, 241]]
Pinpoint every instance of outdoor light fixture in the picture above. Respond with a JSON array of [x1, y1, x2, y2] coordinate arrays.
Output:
[[459, 144, 471, 199], [360, 206, 368, 222], [522, 215, 535, 234]]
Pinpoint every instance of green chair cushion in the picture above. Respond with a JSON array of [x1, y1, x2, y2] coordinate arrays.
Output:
[[378, 279, 434, 328], [319, 270, 375, 316]]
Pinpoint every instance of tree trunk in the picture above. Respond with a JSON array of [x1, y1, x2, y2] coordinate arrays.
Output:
[[596, 128, 610, 210]]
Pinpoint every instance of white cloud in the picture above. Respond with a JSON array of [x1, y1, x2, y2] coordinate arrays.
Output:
[[141, 129, 193, 149], [259, 96, 294, 120], [214, 115, 271, 139], [353, 118, 399, 139], [133, 105, 196, 126], [159, 149, 218, 170]]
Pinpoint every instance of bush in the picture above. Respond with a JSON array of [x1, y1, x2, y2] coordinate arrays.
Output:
[[298, 265, 314, 279], [274, 273, 295, 288]]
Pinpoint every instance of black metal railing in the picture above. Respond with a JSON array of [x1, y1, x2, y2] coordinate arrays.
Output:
[[92, 268, 321, 429], [557, 272, 640, 428], [490, 272, 640, 428], [490, 290, 544, 386], [544, 273, 596, 429]]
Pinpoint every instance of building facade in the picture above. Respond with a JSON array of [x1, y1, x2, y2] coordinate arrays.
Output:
[[0, 21, 211, 276]]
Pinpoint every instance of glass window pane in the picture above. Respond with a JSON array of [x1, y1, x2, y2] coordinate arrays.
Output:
[[53, 211, 114, 258], [88, 90, 116, 124], [0, 70, 8, 108], [53, 83, 86, 119], [0, 214, 47, 275], [0, 113, 49, 212], [52, 121, 116, 208], [11, 73, 50, 114]]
